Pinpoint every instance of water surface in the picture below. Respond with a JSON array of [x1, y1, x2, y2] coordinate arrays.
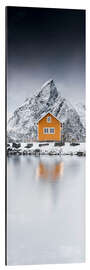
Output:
[[7, 155, 85, 265]]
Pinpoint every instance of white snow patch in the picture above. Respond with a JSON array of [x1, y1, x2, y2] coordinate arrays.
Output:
[[8, 142, 86, 156]]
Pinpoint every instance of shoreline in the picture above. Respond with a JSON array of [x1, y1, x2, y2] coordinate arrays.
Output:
[[7, 142, 86, 157]]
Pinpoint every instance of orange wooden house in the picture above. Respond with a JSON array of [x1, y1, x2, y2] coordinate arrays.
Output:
[[37, 112, 62, 142]]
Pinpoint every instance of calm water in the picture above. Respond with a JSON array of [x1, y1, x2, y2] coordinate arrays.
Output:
[[7, 155, 85, 265]]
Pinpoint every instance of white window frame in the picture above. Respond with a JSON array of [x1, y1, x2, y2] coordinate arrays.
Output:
[[47, 116, 51, 123], [50, 127, 55, 134], [43, 127, 55, 134], [43, 127, 49, 134]]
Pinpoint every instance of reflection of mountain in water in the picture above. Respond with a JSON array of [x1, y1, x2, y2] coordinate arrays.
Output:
[[36, 160, 64, 181]]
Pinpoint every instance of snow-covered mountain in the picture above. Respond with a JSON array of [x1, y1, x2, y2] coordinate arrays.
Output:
[[7, 79, 86, 142], [75, 103, 86, 128]]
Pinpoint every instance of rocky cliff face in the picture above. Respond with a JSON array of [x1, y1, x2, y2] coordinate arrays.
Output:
[[7, 79, 86, 142], [75, 103, 86, 128]]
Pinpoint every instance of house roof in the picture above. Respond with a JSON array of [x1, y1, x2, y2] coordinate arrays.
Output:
[[37, 112, 62, 124]]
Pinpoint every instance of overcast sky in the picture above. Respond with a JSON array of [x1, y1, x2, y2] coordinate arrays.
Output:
[[6, 7, 85, 117]]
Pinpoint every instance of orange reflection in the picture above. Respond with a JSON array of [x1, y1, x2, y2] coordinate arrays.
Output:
[[51, 162, 64, 180], [36, 161, 64, 181]]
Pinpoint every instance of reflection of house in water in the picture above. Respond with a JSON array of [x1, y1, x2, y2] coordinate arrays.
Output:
[[36, 161, 64, 181], [36, 159, 64, 205]]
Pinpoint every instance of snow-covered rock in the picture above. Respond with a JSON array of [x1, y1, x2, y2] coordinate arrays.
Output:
[[7, 79, 86, 142], [75, 103, 86, 128], [7, 142, 86, 156]]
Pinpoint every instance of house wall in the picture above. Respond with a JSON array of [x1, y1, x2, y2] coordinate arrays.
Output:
[[38, 113, 61, 141]]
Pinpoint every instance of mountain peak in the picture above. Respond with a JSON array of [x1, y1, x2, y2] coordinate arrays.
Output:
[[41, 79, 54, 89], [7, 79, 86, 142], [36, 79, 58, 103]]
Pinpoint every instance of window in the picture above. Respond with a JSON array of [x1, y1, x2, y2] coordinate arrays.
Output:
[[47, 116, 51, 123], [44, 128, 49, 134], [43, 127, 55, 134], [50, 128, 55, 134]]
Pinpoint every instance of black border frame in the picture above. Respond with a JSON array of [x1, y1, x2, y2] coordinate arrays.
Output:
[[5, 6, 7, 265]]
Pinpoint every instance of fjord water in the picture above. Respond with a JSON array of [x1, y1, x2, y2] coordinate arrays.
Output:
[[7, 155, 85, 265]]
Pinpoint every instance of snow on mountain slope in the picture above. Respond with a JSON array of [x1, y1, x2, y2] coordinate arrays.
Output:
[[7, 79, 86, 142], [75, 103, 86, 127]]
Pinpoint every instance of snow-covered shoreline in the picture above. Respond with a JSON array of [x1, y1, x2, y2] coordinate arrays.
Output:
[[7, 142, 86, 156]]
